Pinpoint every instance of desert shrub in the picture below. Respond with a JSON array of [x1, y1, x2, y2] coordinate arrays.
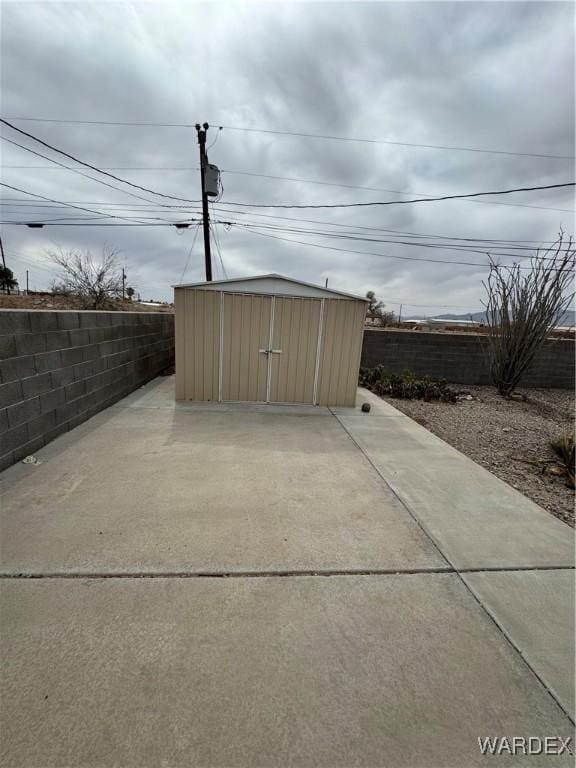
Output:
[[482, 232, 575, 397], [550, 434, 575, 488], [359, 367, 457, 402]]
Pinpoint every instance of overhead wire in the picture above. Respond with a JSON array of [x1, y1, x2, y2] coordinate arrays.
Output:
[[4, 250, 55, 276], [207, 213, 569, 261], [0, 182, 201, 226], [209, 220, 228, 279], [2, 161, 573, 213], [2, 120, 573, 212], [213, 182, 575, 210], [233, 225, 571, 272], [219, 170, 574, 214], [1, 190, 568, 265], [0, 118, 201, 204], [0, 181, 159, 223], [0, 182, 569, 265], [2, 163, 573, 212], [0, 197, 567, 248], [0, 221, 196, 227], [179, 224, 201, 283], [1, 118, 572, 284], [3, 115, 573, 160], [0, 136, 189, 211]]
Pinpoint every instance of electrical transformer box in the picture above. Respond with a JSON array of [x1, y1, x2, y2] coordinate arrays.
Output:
[[204, 164, 220, 197]]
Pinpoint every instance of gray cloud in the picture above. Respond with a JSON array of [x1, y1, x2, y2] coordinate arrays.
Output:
[[1, 0, 574, 314]]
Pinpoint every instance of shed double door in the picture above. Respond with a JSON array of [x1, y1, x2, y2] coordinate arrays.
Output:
[[221, 293, 322, 404]]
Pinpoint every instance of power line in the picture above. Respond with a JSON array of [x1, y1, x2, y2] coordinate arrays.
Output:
[[3, 116, 573, 160], [2, 160, 573, 213], [0, 181, 137, 221], [214, 182, 575, 210], [0, 221, 194, 227], [4, 250, 55, 276], [179, 224, 201, 283], [0, 118, 201, 204], [0, 211, 564, 260], [0, 187, 567, 262], [0, 197, 566, 247], [0, 181, 192, 226], [233, 225, 497, 268], [215, 125, 575, 161], [234, 225, 569, 272], [210, 220, 228, 280], [0, 136, 187, 210], [0, 165, 201, 170], [0, 184, 569, 264], [219, 171, 575, 214], [209, 204, 575, 250], [212, 218, 566, 262]]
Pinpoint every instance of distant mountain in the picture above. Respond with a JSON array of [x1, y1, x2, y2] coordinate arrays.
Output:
[[404, 312, 485, 322], [405, 309, 575, 326]]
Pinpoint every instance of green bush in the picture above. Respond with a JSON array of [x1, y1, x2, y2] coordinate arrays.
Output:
[[359, 366, 457, 402]]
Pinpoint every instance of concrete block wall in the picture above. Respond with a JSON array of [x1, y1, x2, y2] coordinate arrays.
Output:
[[0, 310, 174, 472], [361, 329, 575, 389]]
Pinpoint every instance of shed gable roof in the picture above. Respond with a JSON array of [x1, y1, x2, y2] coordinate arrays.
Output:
[[173, 274, 368, 302]]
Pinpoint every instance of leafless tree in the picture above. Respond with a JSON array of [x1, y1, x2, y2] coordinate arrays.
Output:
[[48, 245, 124, 309], [482, 232, 575, 397]]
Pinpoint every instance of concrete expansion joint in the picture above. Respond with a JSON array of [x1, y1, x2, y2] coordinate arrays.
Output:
[[1, 565, 573, 580], [328, 406, 576, 727], [2, 568, 455, 579]]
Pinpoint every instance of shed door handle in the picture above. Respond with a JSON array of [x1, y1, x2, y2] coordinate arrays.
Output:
[[259, 349, 283, 354]]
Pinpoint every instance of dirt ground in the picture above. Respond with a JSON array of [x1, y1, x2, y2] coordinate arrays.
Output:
[[0, 293, 174, 313], [380, 385, 575, 527]]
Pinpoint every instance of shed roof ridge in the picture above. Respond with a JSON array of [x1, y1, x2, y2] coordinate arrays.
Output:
[[173, 273, 368, 302]]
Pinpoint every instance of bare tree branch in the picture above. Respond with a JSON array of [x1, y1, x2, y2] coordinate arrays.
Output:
[[47, 245, 124, 309], [481, 231, 575, 397]]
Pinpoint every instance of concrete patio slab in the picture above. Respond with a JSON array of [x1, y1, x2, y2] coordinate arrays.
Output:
[[120, 378, 333, 415], [0, 379, 444, 575], [332, 388, 574, 570], [463, 569, 575, 718], [1, 377, 574, 767], [1, 574, 574, 768]]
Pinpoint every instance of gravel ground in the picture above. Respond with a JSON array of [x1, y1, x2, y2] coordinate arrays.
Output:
[[380, 385, 575, 527]]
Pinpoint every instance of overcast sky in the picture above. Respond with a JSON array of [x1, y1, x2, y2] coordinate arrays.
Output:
[[1, 0, 574, 314]]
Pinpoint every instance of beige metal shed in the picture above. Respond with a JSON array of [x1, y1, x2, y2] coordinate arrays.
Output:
[[174, 274, 368, 407]]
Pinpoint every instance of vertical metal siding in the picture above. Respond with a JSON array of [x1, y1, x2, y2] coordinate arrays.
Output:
[[317, 299, 366, 406], [221, 293, 271, 401], [175, 288, 220, 401], [269, 297, 320, 404], [174, 288, 186, 400], [176, 288, 366, 407]]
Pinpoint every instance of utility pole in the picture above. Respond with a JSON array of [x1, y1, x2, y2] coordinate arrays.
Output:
[[195, 122, 213, 281], [0, 233, 10, 295], [122, 268, 126, 299], [398, 304, 402, 324], [26, 270, 29, 294]]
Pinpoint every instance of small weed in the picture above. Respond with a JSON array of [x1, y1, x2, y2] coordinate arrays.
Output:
[[549, 434, 575, 488]]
